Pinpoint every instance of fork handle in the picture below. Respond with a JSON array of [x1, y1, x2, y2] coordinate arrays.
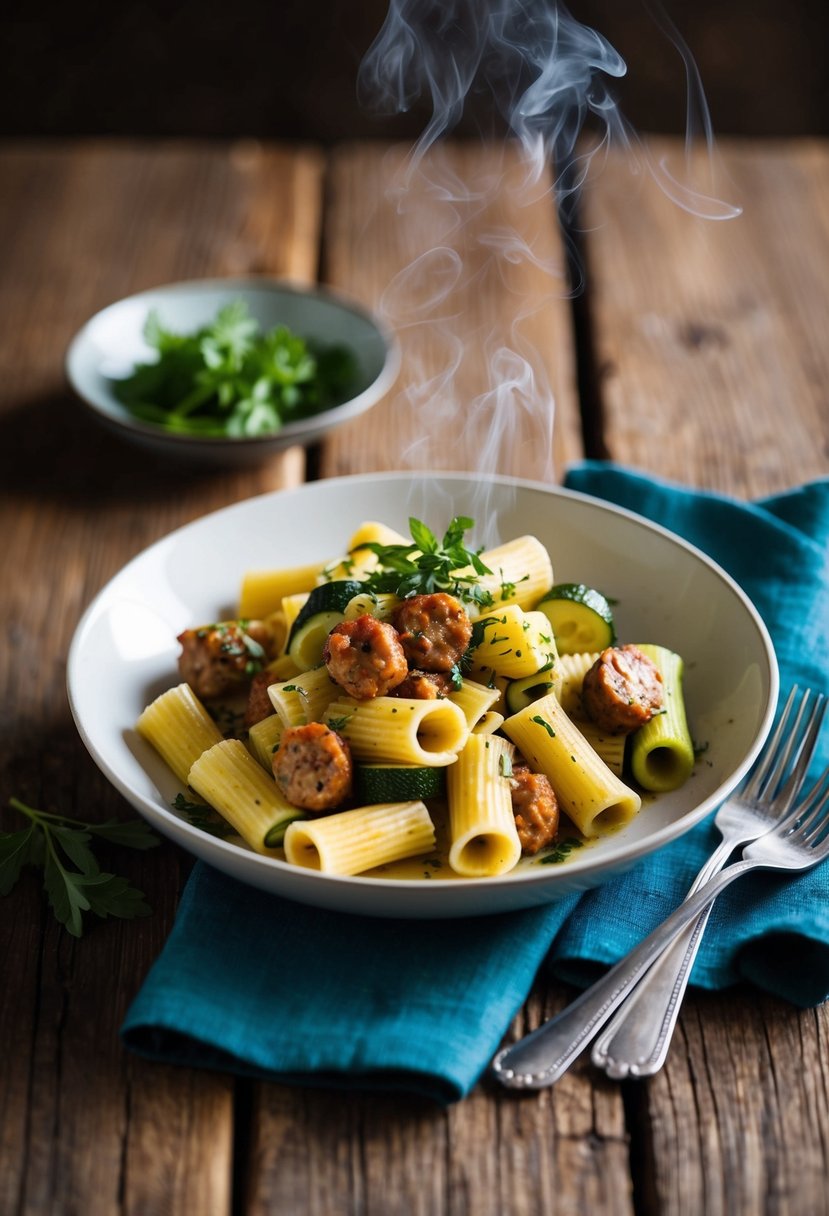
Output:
[[590, 837, 735, 1078], [590, 905, 714, 1077], [491, 858, 757, 1090]]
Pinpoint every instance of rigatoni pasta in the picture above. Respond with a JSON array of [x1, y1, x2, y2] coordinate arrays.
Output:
[[136, 683, 223, 786], [447, 735, 521, 876], [503, 693, 641, 837], [188, 739, 304, 852], [136, 513, 695, 881], [284, 801, 435, 874], [323, 696, 469, 766]]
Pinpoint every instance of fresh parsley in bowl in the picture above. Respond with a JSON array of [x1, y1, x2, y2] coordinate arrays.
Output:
[[115, 301, 357, 439], [66, 278, 399, 462]]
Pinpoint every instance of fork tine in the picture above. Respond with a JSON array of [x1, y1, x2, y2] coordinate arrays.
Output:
[[788, 772, 829, 846], [772, 693, 828, 808], [754, 687, 823, 802], [741, 686, 803, 801]]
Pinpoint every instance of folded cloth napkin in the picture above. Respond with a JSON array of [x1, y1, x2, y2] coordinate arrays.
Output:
[[122, 463, 829, 1102]]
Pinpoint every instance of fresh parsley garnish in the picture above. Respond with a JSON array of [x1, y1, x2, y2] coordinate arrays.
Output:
[[360, 517, 495, 609], [530, 715, 556, 738], [1, 797, 159, 937], [538, 837, 584, 865], [114, 301, 357, 439], [171, 793, 235, 839], [327, 714, 353, 732]]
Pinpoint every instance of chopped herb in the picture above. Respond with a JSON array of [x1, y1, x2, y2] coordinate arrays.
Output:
[[1, 797, 159, 937], [448, 663, 464, 691], [360, 517, 495, 609], [498, 753, 514, 778], [113, 300, 358, 439], [327, 714, 353, 732], [171, 793, 235, 839], [281, 684, 308, 697], [499, 571, 530, 601], [530, 715, 556, 738], [538, 837, 584, 865]]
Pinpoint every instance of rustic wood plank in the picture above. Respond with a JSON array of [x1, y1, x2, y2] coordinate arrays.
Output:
[[319, 141, 582, 482], [582, 137, 829, 1216], [637, 991, 829, 1216], [0, 140, 322, 1215], [580, 138, 829, 497]]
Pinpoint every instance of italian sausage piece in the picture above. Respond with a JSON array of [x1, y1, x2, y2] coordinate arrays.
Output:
[[244, 667, 278, 728], [391, 669, 454, 700], [392, 593, 472, 672], [177, 620, 273, 700], [323, 614, 408, 700], [582, 644, 664, 734], [272, 722, 353, 812], [511, 768, 560, 855]]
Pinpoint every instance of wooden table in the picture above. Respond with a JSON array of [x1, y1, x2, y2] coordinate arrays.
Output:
[[1, 137, 827, 1216]]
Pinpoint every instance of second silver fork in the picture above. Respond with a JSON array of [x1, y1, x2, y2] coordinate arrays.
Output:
[[593, 685, 827, 1079]]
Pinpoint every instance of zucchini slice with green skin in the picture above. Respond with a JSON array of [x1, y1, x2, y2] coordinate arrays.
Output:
[[287, 580, 365, 669], [536, 584, 616, 655], [505, 671, 558, 715], [263, 810, 306, 848], [354, 764, 446, 804]]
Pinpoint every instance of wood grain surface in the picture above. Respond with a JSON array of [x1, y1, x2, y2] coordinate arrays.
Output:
[[1, 138, 827, 1216]]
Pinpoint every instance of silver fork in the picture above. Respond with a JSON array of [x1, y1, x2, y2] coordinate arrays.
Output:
[[492, 741, 828, 1092], [592, 686, 827, 1079]]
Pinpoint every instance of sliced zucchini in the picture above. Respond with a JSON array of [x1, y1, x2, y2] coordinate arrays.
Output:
[[354, 764, 446, 804], [505, 671, 558, 715], [287, 579, 365, 669], [536, 584, 616, 655]]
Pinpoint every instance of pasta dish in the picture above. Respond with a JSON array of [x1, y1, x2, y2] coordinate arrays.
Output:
[[135, 517, 694, 880]]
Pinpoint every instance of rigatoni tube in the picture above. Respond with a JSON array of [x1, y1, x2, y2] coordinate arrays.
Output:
[[188, 739, 303, 851], [323, 696, 468, 766], [247, 713, 285, 771], [629, 644, 694, 791], [284, 801, 435, 874], [447, 734, 521, 876], [504, 694, 641, 837], [136, 683, 223, 786], [470, 535, 553, 617]]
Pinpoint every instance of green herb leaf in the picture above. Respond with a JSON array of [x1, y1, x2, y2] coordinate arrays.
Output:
[[538, 837, 584, 865], [114, 301, 357, 440], [3, 797, 157, 936], [0, 824, 41, 896], [361, 517, 494, 609], [530, 715, 556, 738], [171, 793, 235, 839]]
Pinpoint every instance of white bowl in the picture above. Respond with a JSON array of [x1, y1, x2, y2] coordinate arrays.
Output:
[[67, 472, 778, 918], [65, 278, 400, 463]]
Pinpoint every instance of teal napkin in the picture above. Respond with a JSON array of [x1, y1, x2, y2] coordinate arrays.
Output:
[[122, 464, 829, 1102]]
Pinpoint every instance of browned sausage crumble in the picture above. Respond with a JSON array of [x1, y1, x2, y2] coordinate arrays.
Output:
[[391, 669, 455, 700], [511, 767, 560, 854], [244, 664, 280, 728], [272, 722, 353, 812], [323, 614, 408, 700], [177, 619, 273, 700], [392, 593, 472, 672], [582, 644, 664, 735]]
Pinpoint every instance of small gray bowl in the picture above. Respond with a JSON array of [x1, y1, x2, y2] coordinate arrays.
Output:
[[66, 278, 400, 463]]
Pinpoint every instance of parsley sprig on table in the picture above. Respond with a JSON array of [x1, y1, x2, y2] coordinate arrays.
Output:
[[114, 300, 357, 438], [1, 797, 159, 937], [360, 517, 495, 609]]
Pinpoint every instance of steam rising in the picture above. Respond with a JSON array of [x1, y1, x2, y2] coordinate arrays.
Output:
[[355, 1, 739, 531]]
